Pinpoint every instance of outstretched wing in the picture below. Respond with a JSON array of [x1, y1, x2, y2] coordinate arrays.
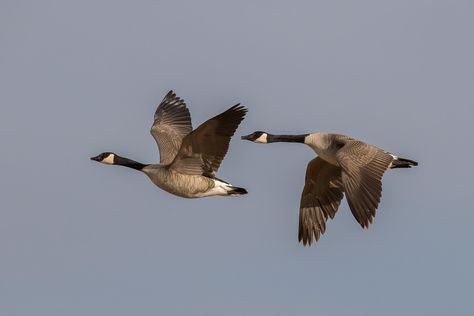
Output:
[[336, 140, 393, 228], [150, 91, 193, 164], [170, 104, 247, 177], [299, 157, 344, 246]]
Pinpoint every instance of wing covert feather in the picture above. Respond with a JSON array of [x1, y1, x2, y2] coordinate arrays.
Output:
[[336, 140, 393, 228]]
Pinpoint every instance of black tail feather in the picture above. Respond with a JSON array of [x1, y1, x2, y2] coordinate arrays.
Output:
[[228, 186, 248, 195], [390, 157, 418, 169]]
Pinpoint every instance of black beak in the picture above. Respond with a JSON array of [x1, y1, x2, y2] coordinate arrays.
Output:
[[241, 134, 252, 141], [90, 155, 100, 162]]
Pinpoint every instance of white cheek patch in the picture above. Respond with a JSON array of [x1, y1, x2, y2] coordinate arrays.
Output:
[[102, 154, 115, 164], [254, 133, 268, 143]]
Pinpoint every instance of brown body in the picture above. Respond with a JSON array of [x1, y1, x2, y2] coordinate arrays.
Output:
[[91, 90, 248, 198], [242, 131, 417, 245]]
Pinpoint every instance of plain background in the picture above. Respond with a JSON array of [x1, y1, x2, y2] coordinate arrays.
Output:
[[1, 1, 473, 315]]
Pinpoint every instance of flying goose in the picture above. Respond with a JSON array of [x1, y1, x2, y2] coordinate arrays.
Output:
[[241, 131, 417, 245], [91, 90, 248, 198]]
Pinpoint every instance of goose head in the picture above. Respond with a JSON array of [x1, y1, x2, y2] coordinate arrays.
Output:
[[90, 152, 116, 165], [241, 131, 269, 143]]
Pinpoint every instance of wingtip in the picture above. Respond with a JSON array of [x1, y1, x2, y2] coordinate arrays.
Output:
[[231, 103, 247, 111], [223, 104, 248, 122], [161, 90, 188, 108], [234, 104, 248, 117], [300, 238, 313, 247], [298, 231, 318, 246]]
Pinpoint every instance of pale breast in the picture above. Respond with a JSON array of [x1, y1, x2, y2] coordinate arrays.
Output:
[[304, 133, 344, 166]]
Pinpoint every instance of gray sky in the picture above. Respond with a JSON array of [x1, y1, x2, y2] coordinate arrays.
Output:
[[1, 1, 473, 315]]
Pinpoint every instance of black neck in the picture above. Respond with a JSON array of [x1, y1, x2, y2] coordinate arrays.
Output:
[[267, 134, 308, 143], [114, 155, 148, 171]]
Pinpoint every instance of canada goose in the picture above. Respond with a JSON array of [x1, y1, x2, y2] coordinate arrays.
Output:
[[241, 131, 417, 245], [91, 91, 248, 198]]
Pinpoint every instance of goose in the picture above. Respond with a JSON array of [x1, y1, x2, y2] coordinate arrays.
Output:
[[241, 131, 418, 245], [91, 90, 248, 198]]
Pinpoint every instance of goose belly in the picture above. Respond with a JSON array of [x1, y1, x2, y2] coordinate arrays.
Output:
[[146, 170, 215, 198]]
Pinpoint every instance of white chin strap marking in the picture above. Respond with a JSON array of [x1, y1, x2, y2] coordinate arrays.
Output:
[[102, 154, 115, 165], [255, 133, 268, 143]]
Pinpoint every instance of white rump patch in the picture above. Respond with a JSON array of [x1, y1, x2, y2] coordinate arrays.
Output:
[[389, 154, 398, 168], [195, 179, 234, 197]]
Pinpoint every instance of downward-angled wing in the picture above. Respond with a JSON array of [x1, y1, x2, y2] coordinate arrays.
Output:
[[299, 157, 344, 246], [336, 140, 393, 228], [170, 104, 247, 177], [150, 91, 193, 165]]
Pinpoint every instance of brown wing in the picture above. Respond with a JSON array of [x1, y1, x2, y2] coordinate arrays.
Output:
[[150, 91, 193, 165], [170, 104, 247, 176], [299, 157, 344, 246], [336, 140, 393, 228]]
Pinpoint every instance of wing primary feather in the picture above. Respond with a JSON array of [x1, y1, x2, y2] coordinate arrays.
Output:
[[170, 103, 247, 176], [298, 157, 344, 245], [150, 91, 193, 164]]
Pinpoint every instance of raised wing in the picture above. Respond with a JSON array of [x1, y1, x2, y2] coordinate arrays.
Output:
[[170, 104, 247, 177], [150, 91, 193, 164], [299, 157, 344, 246], [336, 140, 393, 228]]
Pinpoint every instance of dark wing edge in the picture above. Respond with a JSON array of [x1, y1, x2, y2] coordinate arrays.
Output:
[[170, 104, 247, 176], [298, 157, 344, 246], [150, 90, 193, 164], [336, 141, 393, 229]]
